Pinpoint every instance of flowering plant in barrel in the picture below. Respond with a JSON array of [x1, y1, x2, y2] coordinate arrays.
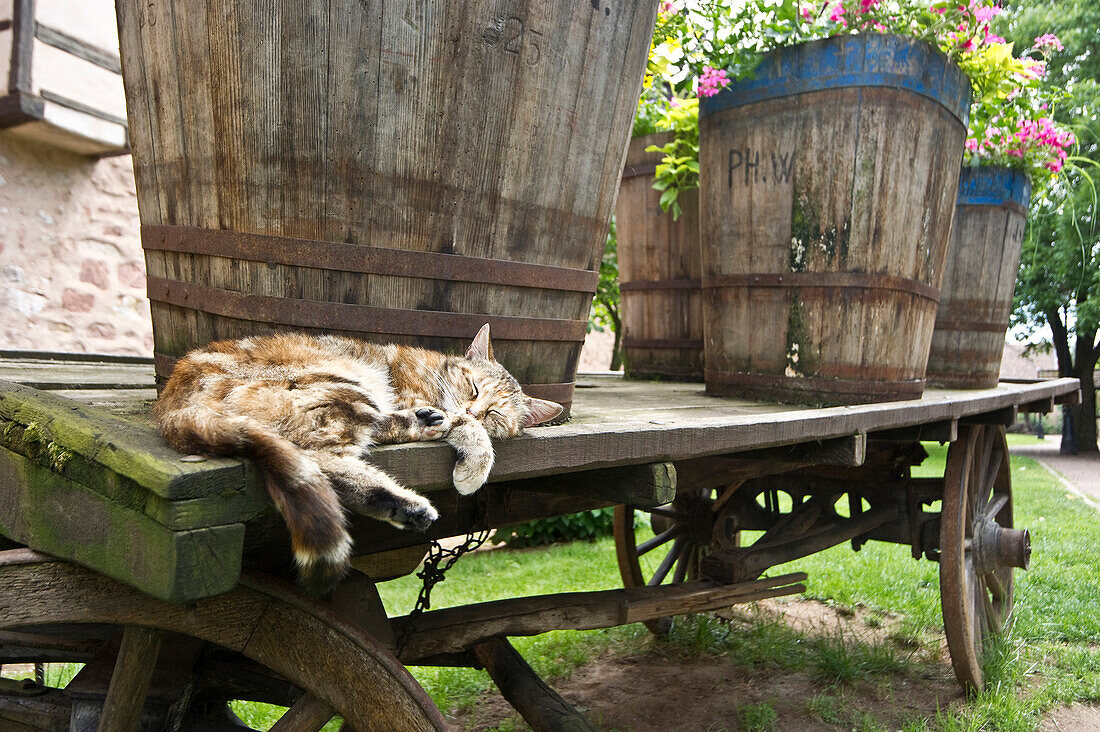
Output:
[[638, 0, 1020, 222], [962, 33, 1076, 178]]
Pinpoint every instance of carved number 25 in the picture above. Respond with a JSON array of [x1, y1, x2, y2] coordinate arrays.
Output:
[[501, 17, 542, 67]]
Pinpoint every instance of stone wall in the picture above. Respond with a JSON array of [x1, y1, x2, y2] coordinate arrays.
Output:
[[0, 131, 151, 356]]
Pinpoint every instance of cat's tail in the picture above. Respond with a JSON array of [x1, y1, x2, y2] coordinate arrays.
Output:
[[154, 406, 352, 595]]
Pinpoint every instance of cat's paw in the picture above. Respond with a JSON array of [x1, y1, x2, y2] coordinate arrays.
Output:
[[414, 407, 451, 441], [453, 447, 493, 495], [387, 495, 439, 532]]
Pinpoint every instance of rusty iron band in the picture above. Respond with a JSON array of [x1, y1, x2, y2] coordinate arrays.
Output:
[[934, 318, 1009, 333], [623, 338, 704, 350], [702, 272, 940, 304], [141, 225, 598, 294], [154, 351, 574, 406], [146, 277, 587, 342], [705, 369, 926, 397], [620, 278, 701, 291], [621, 162, 658, 180]]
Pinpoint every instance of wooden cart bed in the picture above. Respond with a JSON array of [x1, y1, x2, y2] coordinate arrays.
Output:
[[0, 353, 1078, 603]]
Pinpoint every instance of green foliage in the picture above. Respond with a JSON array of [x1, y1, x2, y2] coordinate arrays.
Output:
[[644, 97, 700, 220], [490, 508, 616, 548]]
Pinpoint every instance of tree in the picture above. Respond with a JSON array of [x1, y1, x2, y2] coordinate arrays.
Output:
[[1003, 0, 1100, 452]]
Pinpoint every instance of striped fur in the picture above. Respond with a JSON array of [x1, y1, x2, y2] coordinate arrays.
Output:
[[152, 326, 562, 595]]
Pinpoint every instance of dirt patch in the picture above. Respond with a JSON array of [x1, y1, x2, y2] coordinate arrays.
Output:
[[453, 598, 965, 731], [1040, 705, 1100, 731]]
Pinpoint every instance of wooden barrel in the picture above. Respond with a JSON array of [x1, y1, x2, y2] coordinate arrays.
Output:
[[616, 133, 704, 380], [114, 1, 658, 416], [927, 167, 1031, 389], [698, 34, 970, 405]]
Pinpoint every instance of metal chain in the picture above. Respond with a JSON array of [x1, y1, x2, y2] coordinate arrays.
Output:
[[396, 528, 492, 655]]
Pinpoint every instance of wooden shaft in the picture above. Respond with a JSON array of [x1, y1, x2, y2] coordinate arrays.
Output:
[[473, 638, 599, 732], [97, 625, 163, 732], [268, 693, 335, 732]]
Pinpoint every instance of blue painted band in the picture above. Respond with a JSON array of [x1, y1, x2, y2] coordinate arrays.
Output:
[[700, 34, 971, 127], [956, 165, 1031, 210]]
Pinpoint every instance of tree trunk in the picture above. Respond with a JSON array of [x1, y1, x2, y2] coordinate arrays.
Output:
[[608, 306, 623, 372], [1070, 330, 1099, 453]]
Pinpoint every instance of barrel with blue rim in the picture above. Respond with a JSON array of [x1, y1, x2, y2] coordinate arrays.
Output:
[[927, 167, 1031, 389], [698, 33, 971, 405], [115, 1, 659, 417]]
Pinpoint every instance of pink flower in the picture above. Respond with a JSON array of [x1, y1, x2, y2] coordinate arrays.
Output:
[[697, 66, 730, 98], [829, 1, 847, 24], [930, 5, 947, 13], [659, 0, 677, 13], [1046, 158, 1063, 173], [965, 138, 980, 152], [984, 32, 1005, 44], [860, 0, 880, 11], [800, 4, 814, 19], [1033, 33, 1064, 52], [971, 2, 1000, 23]]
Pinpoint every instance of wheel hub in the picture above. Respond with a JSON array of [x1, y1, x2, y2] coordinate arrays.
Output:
[[972, 515, 1031, 573]]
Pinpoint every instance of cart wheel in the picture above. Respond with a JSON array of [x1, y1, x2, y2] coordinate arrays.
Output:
[[0, 549, 446, 731], [614, 486, 741, 634], [940, 423, 1030, 693]]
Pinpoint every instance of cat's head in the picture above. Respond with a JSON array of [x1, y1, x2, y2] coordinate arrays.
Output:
[[439, 324, 563, 438]]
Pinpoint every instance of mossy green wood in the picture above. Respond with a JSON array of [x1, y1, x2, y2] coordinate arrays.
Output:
[[0, 379, 269, 525], [0, 447, 244, 602]]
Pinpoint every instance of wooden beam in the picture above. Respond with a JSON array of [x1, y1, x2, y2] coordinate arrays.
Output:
[[1018, 396, 1054, 414], [960, 406, 1017, 426], [509, 462, 676, 507], [268, 694, 335, 732], [674, 435, 865, 493], [869, 419, 957, 443], [473, 638, 599, 732], [0, 447, 245, 602], [701, 505, 898, 583], [96, 626, 164, 732], [330, 570, 397, 651], [1056, 388, 1081, 406], [393, 573, 807, 662]]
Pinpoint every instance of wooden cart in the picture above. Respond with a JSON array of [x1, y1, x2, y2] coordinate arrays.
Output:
[[0, 353, 1080, 731]]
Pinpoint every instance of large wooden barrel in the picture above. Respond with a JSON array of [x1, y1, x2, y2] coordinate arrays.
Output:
[[616, 133, 704, 380], [698, 34, 970, 405], [114, 1, 658, 416], [927, 167, 1031, 388]]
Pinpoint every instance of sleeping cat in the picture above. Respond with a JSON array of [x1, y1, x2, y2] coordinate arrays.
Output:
[[153, 324, 562, 594]]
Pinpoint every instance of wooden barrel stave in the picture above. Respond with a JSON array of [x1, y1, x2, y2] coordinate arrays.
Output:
[[117, 0, 659, 414], [927, 168, 1030, 388], [617, 134, 705, 380], [699, 35, 968, 405]]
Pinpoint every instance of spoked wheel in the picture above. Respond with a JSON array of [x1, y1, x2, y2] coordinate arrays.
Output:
[[614, 486, 741, 634], [0, 549, 446, 731], [940, 423, 1030, 693]]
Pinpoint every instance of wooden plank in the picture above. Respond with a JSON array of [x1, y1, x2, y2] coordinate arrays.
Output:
[[506, 462, 676, 507], [0, 379, 265, 501], [0, 413, 269, 530], [96, 626, 163, 732], [367, 377, 1080, 490], [474, 638, 599, 732], [1018, 396, 1054, 414], [960, 406, 1017, 426], [0, 359, 154, 389], [0, 447, 244, 602], [0, 688, 71, 731], [268, 694, 335, 732], [869, 419, 957, 443], [393, 573, 807, 662]]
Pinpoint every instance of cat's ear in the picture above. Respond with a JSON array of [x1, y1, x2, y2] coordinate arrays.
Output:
[[523, 397, 563, 427], [466, 323, 494, 361]]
